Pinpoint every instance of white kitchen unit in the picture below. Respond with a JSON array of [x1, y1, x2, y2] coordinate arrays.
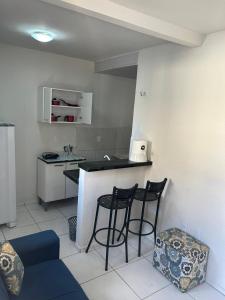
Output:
[[76, 163, 151, 250], [38, 87, 93, 124], [0, 123, 16, 227], [37, 158, 80, 210]]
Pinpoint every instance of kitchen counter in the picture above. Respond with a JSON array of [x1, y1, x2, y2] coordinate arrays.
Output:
[[78, 159, 152, 172], [76, 160, 152, 250], [0, 123, 14, 127], [63, 169, 79, 184], [38, 154, 86, 164]]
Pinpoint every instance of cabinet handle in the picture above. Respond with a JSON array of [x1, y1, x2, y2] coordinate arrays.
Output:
[[54, 164, 64, 167], [69, 163, 78, 165]]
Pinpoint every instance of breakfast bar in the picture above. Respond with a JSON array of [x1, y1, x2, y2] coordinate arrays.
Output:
[[72, 159, 152, 250]]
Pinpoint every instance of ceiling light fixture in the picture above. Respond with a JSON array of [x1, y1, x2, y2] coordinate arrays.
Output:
[[31, 31, 54, 43]]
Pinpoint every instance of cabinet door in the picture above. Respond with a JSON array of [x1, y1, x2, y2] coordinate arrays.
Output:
[[45, 163, 66, 202], [80, 92, 92, 124], [38, 87, 52, 123], [43, 87, 52, 123], [65, 162, 79, 198]]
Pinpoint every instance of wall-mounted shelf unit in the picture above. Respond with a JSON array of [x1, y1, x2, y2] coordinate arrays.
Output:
[[38, 87, 93, 124]]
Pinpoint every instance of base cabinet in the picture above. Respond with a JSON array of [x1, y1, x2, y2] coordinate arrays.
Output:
[[37, 159, 78, 204], [65, 162, 79, 198]]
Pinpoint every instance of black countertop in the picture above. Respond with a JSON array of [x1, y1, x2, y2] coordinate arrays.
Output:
[[0, 123, 14, 127], [63, 169, 79, 184], [78, 159, 152, 172], [38, 156, 86, 164]]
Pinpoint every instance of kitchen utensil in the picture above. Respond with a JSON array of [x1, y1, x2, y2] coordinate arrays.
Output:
[[69, 144, 73, 154], [64, 144, 73, 156], [51, 114, 61, 122], [60, 99, 80, 107], [64, 145, 69, 154], [129, 140, 148, 162], [64, 115, 75, 122], [52, 98, 60, 105], [42, 152, 59, 160]]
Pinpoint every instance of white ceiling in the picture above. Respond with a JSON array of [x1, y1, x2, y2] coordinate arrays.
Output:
[[1, 0, 225, 64], [111, 0, 225, 34], [0, 0, 164, 61], [100, 65, 137, 79]]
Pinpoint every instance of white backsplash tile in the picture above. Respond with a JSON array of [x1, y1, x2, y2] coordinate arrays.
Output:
[[115, 127, 132, 149], [75, 127, 131, 160], [76, 127, 98, 151], [95, 128, 117, 150]]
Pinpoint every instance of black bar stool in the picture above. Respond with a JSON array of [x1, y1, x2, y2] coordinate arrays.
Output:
[[86, 184, 138, 271], [117, 178, 167, 257]]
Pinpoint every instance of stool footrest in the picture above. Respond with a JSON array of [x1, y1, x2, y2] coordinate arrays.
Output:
[[128, 218, 154, 236], [94, 228, 126, 248]]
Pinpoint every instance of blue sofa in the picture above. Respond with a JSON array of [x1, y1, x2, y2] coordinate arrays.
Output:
[[0, 230, 89, 300]]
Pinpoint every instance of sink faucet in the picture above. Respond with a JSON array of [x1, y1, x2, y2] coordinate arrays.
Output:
[[64, 144, 73, 156], [104, 155, 111, 161]]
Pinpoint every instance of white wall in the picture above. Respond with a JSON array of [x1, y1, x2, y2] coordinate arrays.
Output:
[[0, 43, 135, 205], [93, 73, 135, 128], [75, 73, 135, 160], [132, 32, 225, 293]]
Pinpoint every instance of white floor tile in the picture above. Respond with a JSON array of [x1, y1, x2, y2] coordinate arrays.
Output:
[[82, 271, 139, 300], [144, 250, 154, 263], [26, 202, 58, 210], [96, 243, 139, 269], [129, 235, 155, 256], [86, 240, 102, 252], [38, 217, 68, 236], [116, 258, 170, 299], [2, 224, 40, 240], [59, 234, 79, 258], [63, 251, 109, 284], [57, 199, 77, 218], [0, 230, 5, 242], [16, 202, 26, 207], [16, 206, 35, 227], [145, 285, 193, 300], [188, 283, 225, 300], [26, 204, 63, 223], [26, 203, 44, 210]]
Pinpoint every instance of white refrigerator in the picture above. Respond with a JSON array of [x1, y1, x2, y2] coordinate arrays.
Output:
[[0, 123, 16, 227]]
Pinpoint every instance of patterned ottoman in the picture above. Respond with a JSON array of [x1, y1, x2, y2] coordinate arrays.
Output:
[[153, 228, 209, 292]]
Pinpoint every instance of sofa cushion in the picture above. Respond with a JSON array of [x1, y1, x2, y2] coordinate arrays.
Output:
[[50, 291, 89, 300], [0, 275, 9, 300], [10, 230, 59, 267], [9, 259, 88, 300], [0, 242, 24, 295]]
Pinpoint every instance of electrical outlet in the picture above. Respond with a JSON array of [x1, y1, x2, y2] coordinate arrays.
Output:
[[96, 135, 101, 142]]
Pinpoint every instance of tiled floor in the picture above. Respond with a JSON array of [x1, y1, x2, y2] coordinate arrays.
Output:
[[0, 199, 225, 300], [0, 198, 77, 252]]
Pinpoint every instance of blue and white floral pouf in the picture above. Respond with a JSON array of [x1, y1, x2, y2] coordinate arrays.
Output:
[[153, 228, 209, 292]]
